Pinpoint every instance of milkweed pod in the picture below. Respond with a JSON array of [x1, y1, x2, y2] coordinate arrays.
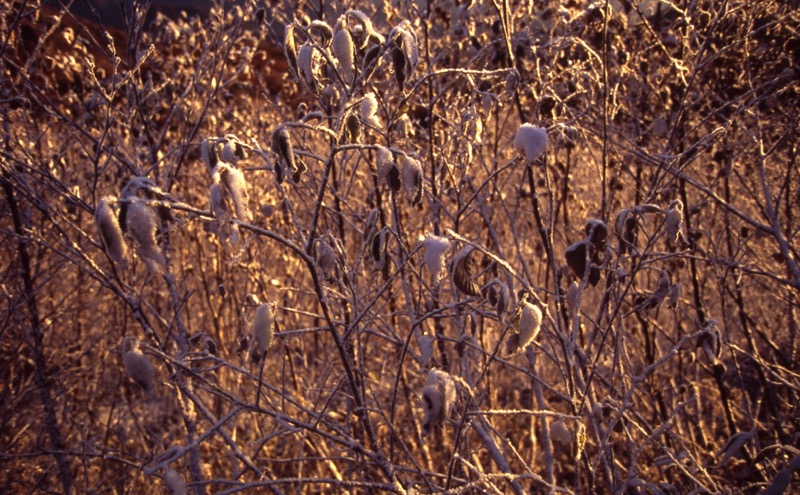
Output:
[[122, 337, 155, 394], [390, 22, 418, 90], [419, 331, 434, 369], [402, 155, 423, 205], [309, 20, 333, 46], [164, 469, 186, 495], [220, 134, 245, 164], [95, 196, 128, 268], [584, 218, 608, 251], [125, 198, 166, 272], [615, 208, 638, 254], [332, 27, 355, 83], [363, 208, 380, 245], [566, 281, 580, 315], [450, 246, 480, 297], [428, 369, 456, 418], [376, 145, 401, 191], [284, 23, 299, 79], [421, 234, 451, 284], [550, 419, 572, 446], [250, 303, 274, 363], [565, 240, 601, 286], [362, 44, 382, 81], [371, 226, 389, 263], [481, 279, 510, 318], [514, 124, 548, 162], [698, 319, 721, 366], [346, 9, 381, 48], [665, 199, 687, 248], [666, 282, 681, 309]]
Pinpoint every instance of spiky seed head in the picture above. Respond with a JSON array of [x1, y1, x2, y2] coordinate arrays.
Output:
[[95, 196, 128, 268], [551, 419, 572, 446], [514, 124, 548, 162], [421, 234, 451, 284], [250, 303, 274, 363], [450, 246, 480, 297], [402, 155, 423, 205], [332, 27, 355, 83], [122, 337, 155, 394]]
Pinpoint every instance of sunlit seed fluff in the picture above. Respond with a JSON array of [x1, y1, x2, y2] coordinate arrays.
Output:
[[297, 44, 320, 92], [332, 27, 355, 83], [250, 303, 274, 361], [284, 23, 299, 79], [271, 125, 297, 180], [309, 20, 333, 46], [346, 9, 380, 48], [360, 93, 380, 128], [164, 469, 186, 495], [665, 199, 686, 248], [421, 384, 443, 436], [550, 419, 572, 446], [402, 155, 423, 205], [95, 196, 128, 268], [421, 234, 451, 284], [122, 336, 155, 394], [428, 369, 456, 418], [517, 300, 542, 350], [125, 198, 166, 271], [218, 163, 251, 222], [220, 135, 244, 164], [514, 124, 548, 162]]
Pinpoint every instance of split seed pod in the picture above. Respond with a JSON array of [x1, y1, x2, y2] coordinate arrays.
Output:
[[309, 20, 333, 46], [297, 43, 320, 92], [450, 246, 480, 297], [341, 112, 361, 144], [250, 303, 274, 363], [361, 93, 380, 128], [271, 125, 299, 182], [665, 199, 687, 249], [284, 23, 299, 79], [390, 22, 419, 90], [422, 369, 456, 436], [122, 336, 155, 394], [95, 196, 128, 268], [508, 297, 542, 353], [481, 279, 510, 318], [377, 145, 401, 191], [125, 198, 167, 272]]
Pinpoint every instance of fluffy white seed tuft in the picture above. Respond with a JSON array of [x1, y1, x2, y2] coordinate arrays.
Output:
[[421, 234, 451, 284], [122, 336, 155, 394], [332, 27, 355, 83], [514, 124, 548, 162], [95, 196, 128, 268], [250, 303, 274, 362], [125, 198, 166, 272]]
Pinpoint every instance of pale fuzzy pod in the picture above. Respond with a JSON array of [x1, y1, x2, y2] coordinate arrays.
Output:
[[271, 125, 298, 182], [402, 155, 423, 205], [421, 384, 443, 436], [665, 199, 686, 247], [421, 234, 451, 283], [164, 469, 186, 495], [514, 124, 548, 162], [451, 246, 480, 297], [346, 10, 382, 48], [122, 337, 155, 394], [332, 27, 355, 82], [297, 44, 320, 92], [397, 113, 412, 138], [125, 198, 166, 272], [376, 145, 400, 191], [428, 369, 456, 418], [566, 281, 580, 315], [550, 419, 572, 446], [284, 23, 299, 78], [360, 93, 380, 128], [309, 20, 333, 46], [315, 237, 337, 281], [517, 300, 542, 350], [220, 135, 243, 164], [219, 163, 251, 222], [95, 196, 128, 268], [419, 332, 434, 369], [250, 303, 274, 361], [200, 138, 216, 175]]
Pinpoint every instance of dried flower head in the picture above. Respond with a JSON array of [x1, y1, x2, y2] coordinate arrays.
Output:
[[514, 124, 548, 162], [95, 196, 128, 268]]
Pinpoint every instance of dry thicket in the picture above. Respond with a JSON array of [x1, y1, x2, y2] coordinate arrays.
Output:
[[1, 0, 799, 493]]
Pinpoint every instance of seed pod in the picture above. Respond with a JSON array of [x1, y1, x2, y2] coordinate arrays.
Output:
[[390, 22, 419, 90], [125, 197, 166, 272], [164, 469, 186, 495], [346, 9, 383, 49], [376, 145, 401, 191], [363, 208, 380, 246], [297, 43, 320, 92], [315, 237, 337, 281], [200, 138, 218, 175], [95, 196, 128, 268], [361, 93, 380, 128], [122, 336, 155, 394], [514, 124, 548, 162], [482, 278, 510, 318], [332, 25, 355, 83], [402, 155, 423, 205], [512, 298, 542, 352], [698, 319, 721, 366], [362, 44, 382, 80], [309, 20, 333, 46], [422, 369, 456, 435], [419, 331, 434, 369], [250, 303, 274, 363], [450, 246, 480, 297], [271, 125, 297, 182], [615, 208, 638, 254], [220, 134, 245, 164], [342, 112, 361, 144], [566, 281, 580, 315], [665, 199, 687, 249], [551, 419, 572, 446], [666, 282, 681, 309], [565, 240, 601, 287], [584, 218, 608, 252], [284, 23, 299, 79], [421, 234, 451, 284], [217, 162, 251, 222]]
